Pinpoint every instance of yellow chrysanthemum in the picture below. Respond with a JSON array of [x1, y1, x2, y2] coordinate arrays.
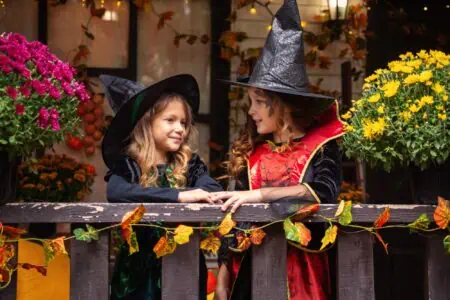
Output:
[[438, 113, 447, 121], [364, 73, 378, 82], [381, 81, 400, 98], [436, 105, 444, 111], [400, 111, 412, 121], [399, 52, 414, 60], [341, 111, 352, 120], [368, 93, 381, 103], [388, 61, 404, 72], [404, 74, 420, 85], [409, 104, 420, 113], [377, 105, 385, 114], [419, 70, 433, 82], [400, 66, 413, 73], [422, 112, 427, 119], [443, 95, 449, 102], [432, 83, 445, 94], [417, 50, 429, 60], [406, 59, 422, 69], [419, 95, 434, 106], [363, 118, 387, 140], [345, 124, 354, 132]]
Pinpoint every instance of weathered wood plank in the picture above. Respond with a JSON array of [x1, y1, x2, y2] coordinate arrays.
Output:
[[162, 231, 200, 299], [252, 223, 287, 300], [426, 234, 450, 300], [0, 203, 436, 224], [70, 228, 109, 300], [337, 231, 375, 300]]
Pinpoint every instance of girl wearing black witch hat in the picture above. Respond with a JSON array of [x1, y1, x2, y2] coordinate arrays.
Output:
[[101, 74, 222, 300], [212, 1, 345, 299]]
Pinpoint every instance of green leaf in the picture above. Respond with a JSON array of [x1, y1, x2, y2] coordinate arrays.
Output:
[[407, 213, 430, 232], [338, 201, 353, 226], [444, 235, 450, 254], [73, 224, 99, 243], [128, 231, 139, 255], [283, 218, 299, 243]]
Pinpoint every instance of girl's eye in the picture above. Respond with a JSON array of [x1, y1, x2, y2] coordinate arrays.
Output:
[[166, 118, 174, 123], [256, 99, 265, 104]]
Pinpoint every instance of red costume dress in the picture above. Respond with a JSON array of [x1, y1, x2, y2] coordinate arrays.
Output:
[[221, 103, 345, 300]]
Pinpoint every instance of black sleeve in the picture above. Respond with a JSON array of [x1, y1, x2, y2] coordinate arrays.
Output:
[[107, 174, 180, 203], [187, 154, 223, 192], [305, 140, 342, 203], [105, 156, 180, 203]]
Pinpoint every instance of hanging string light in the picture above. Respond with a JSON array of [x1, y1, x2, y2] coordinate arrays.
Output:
[[116, 0, 122, 8], [267, 24, 272, 31], [0, 0, 5, 8], [301, 20, 307, 28], [423, 6, 428, 11], [250, 3, 257, 15], [81, 0, 86, 8], [100, 0, 105, 8]]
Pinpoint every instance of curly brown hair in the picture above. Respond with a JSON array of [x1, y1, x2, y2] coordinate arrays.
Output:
[[127, 93, 196, 188], [226, 88, 332, 179]]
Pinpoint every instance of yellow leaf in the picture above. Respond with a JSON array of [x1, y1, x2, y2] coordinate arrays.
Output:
[[121, 204, 146, 226], [335, 200, 345, 217], [319, 225, 338, 250], [236, 233, 252, 251], [173, 225, 194, 245], [43, 236, 67, 265], [200, 233, 221, 255], [153, 237, 176, 258], [218, 213, 236, 236]]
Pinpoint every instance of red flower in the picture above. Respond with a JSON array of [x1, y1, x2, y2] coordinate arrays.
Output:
[[15, 104, 25, 115], [6, 86, 17, 100]]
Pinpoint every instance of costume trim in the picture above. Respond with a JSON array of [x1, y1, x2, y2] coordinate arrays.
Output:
[[303, 183, 321, 203]]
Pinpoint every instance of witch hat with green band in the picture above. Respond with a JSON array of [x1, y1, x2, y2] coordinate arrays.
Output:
[[101, 74, 200, 170], [99, 75, 145, 114], [222, 0, 334, 105]]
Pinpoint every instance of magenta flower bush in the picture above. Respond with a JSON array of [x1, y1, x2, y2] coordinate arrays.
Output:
[[0, 32, 89, 156]]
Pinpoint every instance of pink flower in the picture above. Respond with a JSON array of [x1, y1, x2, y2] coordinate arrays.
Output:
[[19, 86, 31, 97], [49, 87, 61, 100], [61, 81, 74, 96], [15, 104, 25, 115], [1, 64, 12, 74], [6, 86, 17, 100], [31, 80, 46, 96], [50, 118, 60, 131], [37, 107, 49, 128]]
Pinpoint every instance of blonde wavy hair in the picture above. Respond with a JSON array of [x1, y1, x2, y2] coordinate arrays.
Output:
[[226, 89, 326, 179], [127, 93, 196, 188]]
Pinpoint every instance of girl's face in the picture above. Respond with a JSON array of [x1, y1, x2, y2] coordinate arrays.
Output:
[[248, 87, 280, 135], [151, 100, 188, 161]]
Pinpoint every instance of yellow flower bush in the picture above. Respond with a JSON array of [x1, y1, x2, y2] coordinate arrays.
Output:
[[17, 154, 96, 202], [342, 50, 450, 171]]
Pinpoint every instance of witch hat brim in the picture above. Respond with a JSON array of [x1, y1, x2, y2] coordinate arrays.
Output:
[[101, 74, 200, 169]]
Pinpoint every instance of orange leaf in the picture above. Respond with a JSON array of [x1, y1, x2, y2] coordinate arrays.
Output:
[[292, 204, 320, 221], [249, 226, 266, 245], [0, 224, 26, 239], [0, 244, 15, 268], [236, 233, 251, 251], [434, 197, 450, 229], [17, 263, 47, 276], [218, 213, 236, 236], [157, 11, 175, 30], [43, 237, 67, 265], [121, 204, 146, 227], [153, 237, 176, 258], [200, 233, 221, 255], [295, 222, 312, 246], [374, 207, 390, 228], [374, 231, 389, 254]]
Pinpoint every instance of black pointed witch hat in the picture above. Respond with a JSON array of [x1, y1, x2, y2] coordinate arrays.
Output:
[[223, 0, 334, 103], [99, 75, 145, 114]]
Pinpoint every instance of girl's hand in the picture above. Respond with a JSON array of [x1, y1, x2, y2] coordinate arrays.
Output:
[[178, 189, 222, 204], [210, 190, 263, 213]]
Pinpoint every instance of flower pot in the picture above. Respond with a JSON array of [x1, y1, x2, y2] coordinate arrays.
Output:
[[411, 159, 450, 204], [0, 151, 21, 205]]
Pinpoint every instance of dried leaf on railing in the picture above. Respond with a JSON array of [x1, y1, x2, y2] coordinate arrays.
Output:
[[335, 200, 345, 217], [200, 233, 221, 255], [291, 203, 320, 221], [218, 213, 236, 236], [236, 232, 252, 251], [434, 196, 450, 229], [338, 201, 353, 226], [374, 207, 390, 228], [320, 225, 338, 250], [374, 232, 389, 254], [0, 244, 15, 269], [407, 213, 430, 232], [0, 224, 27, 239], [121, 204, 146, 254], [153, 237, 176, 258], [43, 237, 68, 265], [283, 219, 311, 246], [17, 263, 47, 276], [73, 224, 99, 243], [173, 225, 194, 245], [249, 226, 266, 245], [157, 11, 175, 30]]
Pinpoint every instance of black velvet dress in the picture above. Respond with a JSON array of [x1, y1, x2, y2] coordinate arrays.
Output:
[[105, 154, 222, 300]]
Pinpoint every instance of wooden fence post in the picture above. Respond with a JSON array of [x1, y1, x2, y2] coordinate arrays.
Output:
[[252, 223, 287, 300], [337, 231, 375, 300], [425, 234, 450, 300], [162, 231, 200, 299], [70, 228, 109, 300]]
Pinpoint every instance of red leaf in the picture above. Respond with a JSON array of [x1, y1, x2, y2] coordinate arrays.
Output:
[[249, 226, 266, 245], [17, 263, 47, 276], [434, 197, 450, 229], [291, 204, 320, 221], [374, 231, 389, 254], [157, 11, 175, 30], [0, 224, 26, 239], [374, 207, 390, 228]]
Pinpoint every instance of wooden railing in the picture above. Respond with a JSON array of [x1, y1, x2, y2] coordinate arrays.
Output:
[[0, 203, 449, 300]]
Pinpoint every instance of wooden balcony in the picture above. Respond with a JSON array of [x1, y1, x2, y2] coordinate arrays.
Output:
[[0, 203, 449, 300]]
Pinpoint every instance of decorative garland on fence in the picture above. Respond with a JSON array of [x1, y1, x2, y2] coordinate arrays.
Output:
[[1, 197, 449, 289]]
